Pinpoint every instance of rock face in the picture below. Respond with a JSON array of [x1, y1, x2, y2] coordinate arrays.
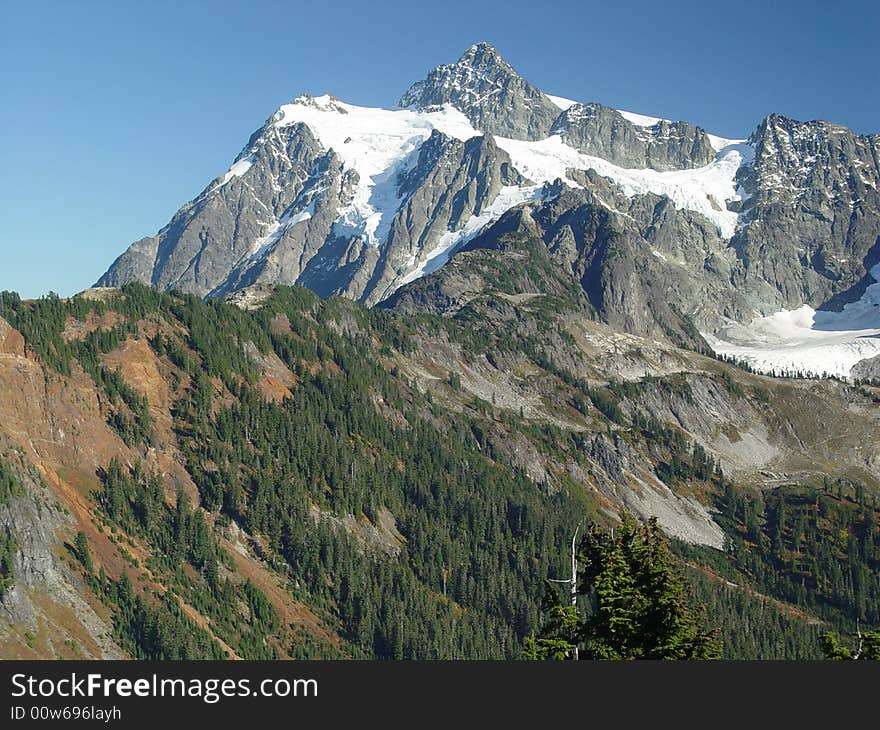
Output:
[[101, 120, 330, 298], [550, 103, 717, 171], [388, 174, 753, 347], [399, 42, 561, 141], [0, 461, 125, 659], [100, 95, 526, 305], [732, 114, 880, 314], [0, 317, 25, 357], [851, 353, 880, 381]]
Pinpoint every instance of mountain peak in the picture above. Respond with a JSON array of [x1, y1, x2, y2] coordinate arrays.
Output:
[[464, 40, 498, 53], [457, 41, 510, 69], [399, 42, 515, 110], [399, 43, 560, 141]]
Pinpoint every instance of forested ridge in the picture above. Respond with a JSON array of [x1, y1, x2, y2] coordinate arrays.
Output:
[[1, 283, 878, 659]]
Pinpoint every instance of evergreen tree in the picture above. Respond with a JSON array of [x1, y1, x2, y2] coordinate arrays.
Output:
[[822, 628, 880, 660], [0, 528, 15, 598], [74, 531, 93, 573], [527, 514, 721, 660], [523, 582, 580, 660]]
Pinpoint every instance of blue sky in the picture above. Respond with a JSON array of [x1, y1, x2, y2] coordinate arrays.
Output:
[[1, 0, 877, 298]]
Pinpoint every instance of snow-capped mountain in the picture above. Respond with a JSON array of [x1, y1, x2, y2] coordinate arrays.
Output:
[[99, 43, 880, 377]]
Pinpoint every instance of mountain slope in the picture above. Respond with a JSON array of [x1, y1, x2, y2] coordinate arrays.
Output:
[[2, 280, 879, 657]]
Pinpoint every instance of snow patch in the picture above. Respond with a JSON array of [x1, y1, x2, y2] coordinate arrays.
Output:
[[273, 95, 480, 246], [546, 94, 578, 110], [705, 265, 880, 378], [617, 109, 665, 127], [220, 154, 255, 185], [248, 199, 317, 261], [706, 133, 747, 152], [396, 185, 545, 288], [495, 134, 752, 238]]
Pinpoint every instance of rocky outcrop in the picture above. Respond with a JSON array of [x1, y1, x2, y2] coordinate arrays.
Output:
[[399, 42, 562, 141], [0, 316, 25, 357], [851, 353, 880, 381], [551, 103, 716, 171], [732, 114, 880, 314], [356, 132, 526, 304], [97, 237, 159, 291], [0, 457, 124, 659], [101, 121, 330, 298], [586, 433, 725, 548]]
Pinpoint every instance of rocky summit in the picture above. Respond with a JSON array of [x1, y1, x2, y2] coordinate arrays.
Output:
[[98, 43, 880, 376]]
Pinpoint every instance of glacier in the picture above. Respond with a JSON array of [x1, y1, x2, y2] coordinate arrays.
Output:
[[215, 92, 754, 287], [704, 264, 880, 379]]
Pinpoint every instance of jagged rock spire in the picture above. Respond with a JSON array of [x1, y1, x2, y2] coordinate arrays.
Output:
[[399, 42, 562, 141]]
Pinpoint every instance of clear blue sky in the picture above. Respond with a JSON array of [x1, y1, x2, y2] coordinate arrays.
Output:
[[1, 0, 877, 298]]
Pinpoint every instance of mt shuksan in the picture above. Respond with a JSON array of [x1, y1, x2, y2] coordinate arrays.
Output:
[[98, 43, 880, 377]]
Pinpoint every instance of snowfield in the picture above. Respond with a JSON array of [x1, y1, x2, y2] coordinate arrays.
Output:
[[220, 154, 254, 185], [494, 134, 752, 239], [705, 264, 880, 378], [546, 94, 578, 111], [617, 109, 665, 127]]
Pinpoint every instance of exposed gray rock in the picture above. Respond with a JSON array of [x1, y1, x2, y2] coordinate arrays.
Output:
[[100, 120, 330, 298], [587, 433, 725, 548], [214, 143, 360, 298], [851, 352, 880, 381], [732, 114, 880, 314], [0, 459, 124, 658], [99, 236, 158, 289], [399, 42, 562, 141], [551, 103, 716, 171]]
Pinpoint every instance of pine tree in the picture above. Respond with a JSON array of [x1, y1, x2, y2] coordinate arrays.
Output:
[[0, 529, 15, 598], [523, 582, 580, 660], [822, 628, 880, 660], [527, 514, 720, 660], [74, 531, 93, 572]]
